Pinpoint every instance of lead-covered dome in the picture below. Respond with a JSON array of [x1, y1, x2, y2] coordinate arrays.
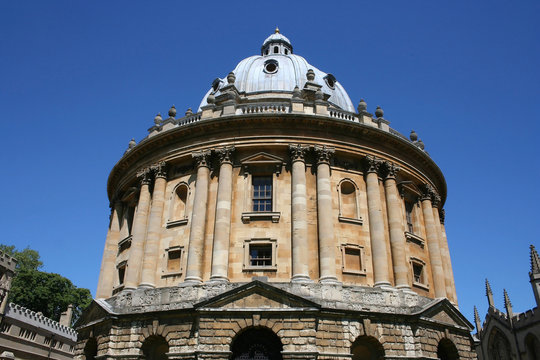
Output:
[[199, 29, 355, 112]]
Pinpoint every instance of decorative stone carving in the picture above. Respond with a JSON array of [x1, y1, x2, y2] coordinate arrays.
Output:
[[375, 106, 384, 119], [314, 145, 335, 165], [432, 194, 441, 208], [292, 85, 302, 99], [289, 144, 309, 162], [154, 113, 163, 125], [227, 71, 236, 84], [168, 105, 176, 118], [215, 146, 235, 165], [192, 150, 211, 168], [383, 161, 400, 179], [357, 99, 367, 113], [420, 184, 435, 201], [137, 167, 151, 185], [363, 155, 382, 174], [440, 208, 446, 224], [152, 161, 167, 179], [306, 69, 315, 81]]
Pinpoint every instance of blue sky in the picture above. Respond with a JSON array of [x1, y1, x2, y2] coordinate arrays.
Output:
[[1, 1, 539, 327]]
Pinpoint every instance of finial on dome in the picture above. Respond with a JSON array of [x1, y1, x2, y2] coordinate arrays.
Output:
[[375, 106, 384, 119], [417, 139, 425, 150], [128, 138, 136, 148], [306, 69, 315, 82], [185, 108, 193, 116], [292, 86, 301, 99], [154, 113, 163, 125], [357, 99, 367, 113], [227, 72, 236, 85], [315, 88, 324, 100], [168, 105, 176, 118], [207, 93, 215, 104], [410, 130, 418, 142], [275, 27, 280, 34]]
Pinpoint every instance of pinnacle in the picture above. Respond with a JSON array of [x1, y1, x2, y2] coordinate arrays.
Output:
[[485, 278, 492, 296], [530, 245, 540, 274], [474, 306, 480, 323], [503, 289, 512, 308]]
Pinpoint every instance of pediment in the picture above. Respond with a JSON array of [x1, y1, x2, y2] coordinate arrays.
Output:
[[195, 280, 320, 310], [416, 298, 474, 330], [240, 152, 285, 165], [74, 299, 113, 330]]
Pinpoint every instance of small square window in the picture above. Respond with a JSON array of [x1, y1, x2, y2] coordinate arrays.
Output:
[[250, 244, 272, 267], [243, 239, 277, 271], [341, 244, 366, 275], [410, 257, 429, 290], [162, 246, 184, 277], [117, 261, 127, 285]]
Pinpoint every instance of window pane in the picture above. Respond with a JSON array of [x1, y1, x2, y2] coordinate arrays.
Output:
[[252, 176, 272, 212], [250, 244, 272, 266]]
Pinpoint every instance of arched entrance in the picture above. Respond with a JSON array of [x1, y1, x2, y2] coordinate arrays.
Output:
[[488, 327, 512, 360], [526, 333, 540, 360], [231, 327, 283, 360], [351, 335, 385, 360], [437, 338, 459, 360], [83, 338, 97, 360], [141, 335, 169, 360]]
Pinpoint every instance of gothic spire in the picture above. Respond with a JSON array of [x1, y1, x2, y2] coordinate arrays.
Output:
[[530, 245, 540, 274], [503, 289, 513, 320], [485, 278, 494, 308], [474, 306, 482, 333]]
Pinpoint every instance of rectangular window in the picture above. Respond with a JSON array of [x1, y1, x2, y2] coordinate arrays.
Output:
[[250, 244, 272, 267], [243, 239, 277, 271], [413, 262, 423, 283], [405, 201, 414, 233], [341, 244, 366, 275], [167, 249, 182, 272], [252, 176, 272, 212], [117, 262, 127, 285]]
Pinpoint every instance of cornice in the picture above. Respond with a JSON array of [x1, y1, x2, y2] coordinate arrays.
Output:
[[107, 114, 447, 205]]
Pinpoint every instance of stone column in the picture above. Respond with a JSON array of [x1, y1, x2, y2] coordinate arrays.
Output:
[[96, 201, 122, 298], [289, 144, 310, 282], [124, 169, 152, 290], [383, 162, 410, 290], [210, 146, 235, 282], [139, 162, 167, 288], [185, 150, 211, 284], [314, 145, 338, 284], [364, 156, 390, 287], [421, 185, 446, 298], [438, 208, 458, 303]]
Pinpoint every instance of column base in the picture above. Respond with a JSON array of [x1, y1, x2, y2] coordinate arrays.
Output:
[[373, 281, 393, 290], [396, 285, 416, 295], [208, 275, 229, 283], [181, 276, 203, 286], [319, 276, 341, 285], [291, 274, 312, 283], [138, 283, 155, 289]]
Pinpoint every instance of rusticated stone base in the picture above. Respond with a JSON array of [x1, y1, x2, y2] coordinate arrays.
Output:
[[75, 281, 476, 359]]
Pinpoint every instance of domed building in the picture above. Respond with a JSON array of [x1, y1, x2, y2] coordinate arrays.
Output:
[[75, 30, 476, 360]]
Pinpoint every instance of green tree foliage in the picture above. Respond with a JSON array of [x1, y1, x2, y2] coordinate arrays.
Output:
[[0, 244, 92, 325]]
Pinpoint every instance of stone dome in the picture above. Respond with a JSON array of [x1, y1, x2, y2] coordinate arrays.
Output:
[[198, 30, 355, 112]]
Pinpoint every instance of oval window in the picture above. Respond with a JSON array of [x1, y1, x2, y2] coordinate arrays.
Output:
[[263, 60, 278, 74], [324, 74, 336, 89]]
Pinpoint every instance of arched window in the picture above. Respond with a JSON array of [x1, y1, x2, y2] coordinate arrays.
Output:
[[273, 46, 279, 54], [437, 338, 459, 360], [488, 327, 512, 360], [168, 182, 189, 227], [141, 335, 168, 360], [338, 179, 362, 224], [351, 335, 385, 360], [231, 327, 283, 360], [84, 337, 97, 360], [526, 333, 540, 360]]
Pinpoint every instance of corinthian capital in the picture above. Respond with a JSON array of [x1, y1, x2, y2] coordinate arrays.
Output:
[[432, 194, 441, 208], [215, 146, 235, 165], [151, 161, 167, 179], [289, 144, 309, 163], [363, 155, 382, 174], [420, 183, 435, 202], [314, 145, 335, 165], [192, 149, 212, 168], [383, 161, 400, 180], [137, 167, 152, 185]]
